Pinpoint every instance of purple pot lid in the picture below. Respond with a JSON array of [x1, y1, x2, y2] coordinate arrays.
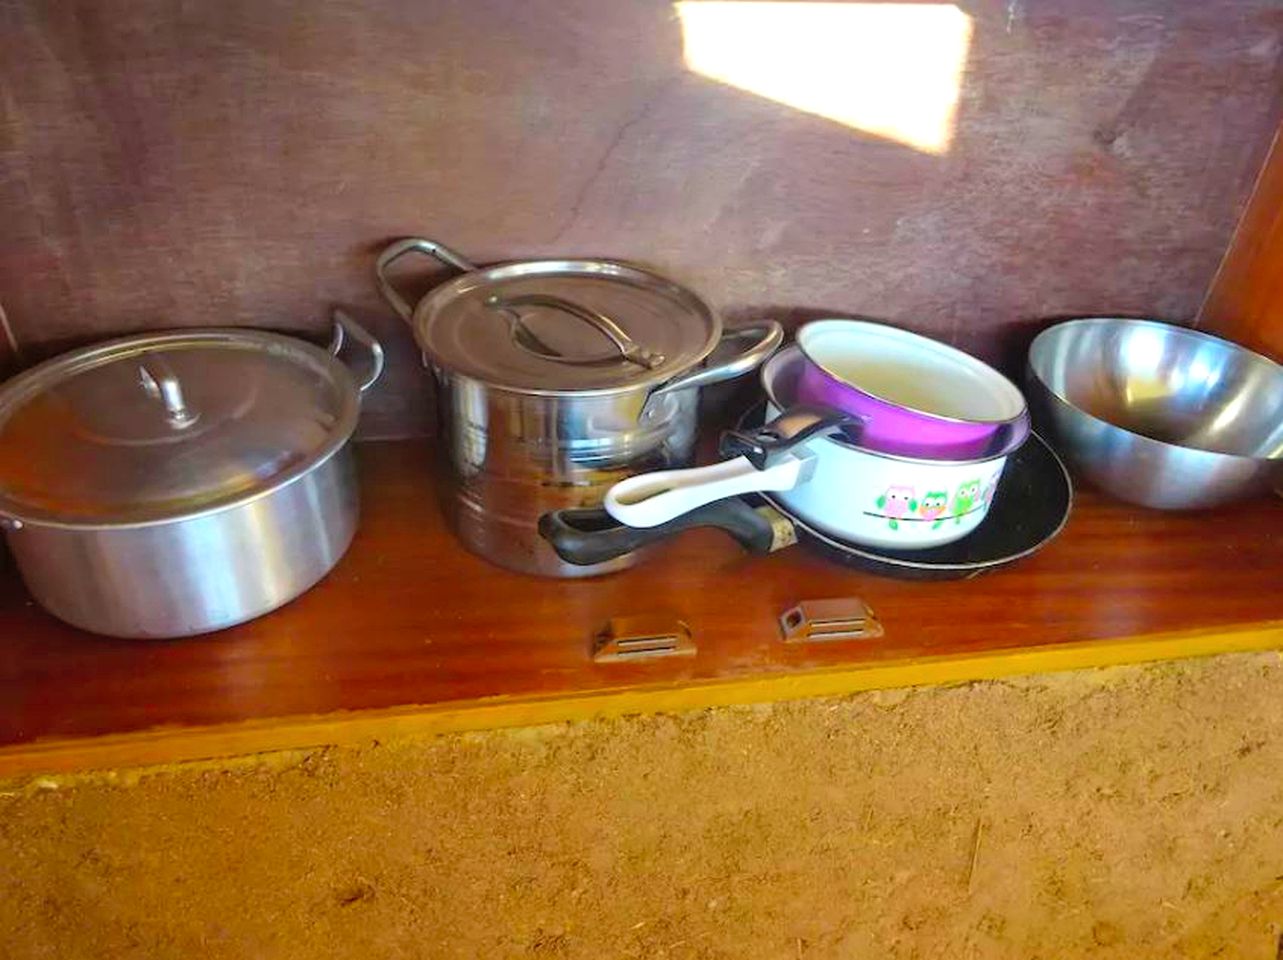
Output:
[[796, 320, 1028, 428]]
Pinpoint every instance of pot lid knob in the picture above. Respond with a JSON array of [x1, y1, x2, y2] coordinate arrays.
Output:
[[138, 362, 199, 430]]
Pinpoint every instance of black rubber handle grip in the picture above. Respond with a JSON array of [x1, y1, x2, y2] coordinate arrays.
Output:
[[721, 404, 859, 469], [538, 499, 783, 567]]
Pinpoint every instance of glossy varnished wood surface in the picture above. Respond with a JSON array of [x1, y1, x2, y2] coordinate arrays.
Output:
[[1, 438, 1281, 770], [1201, 125, 1283, 360]]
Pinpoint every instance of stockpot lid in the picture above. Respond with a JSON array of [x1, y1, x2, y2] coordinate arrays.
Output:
[[413, 259, 722, 394], [0, 329, 359, 528]]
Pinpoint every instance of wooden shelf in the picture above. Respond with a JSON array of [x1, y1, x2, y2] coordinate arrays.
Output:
[[2, 438, 1282, 776]]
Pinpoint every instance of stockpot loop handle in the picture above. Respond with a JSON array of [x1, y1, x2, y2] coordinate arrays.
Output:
[[375, 237, 479, 324], [647, 321, 784, 401]]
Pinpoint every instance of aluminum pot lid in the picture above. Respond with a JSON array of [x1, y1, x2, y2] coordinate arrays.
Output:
[[0, 329, 359, 527], [414, 259, 721, 394]]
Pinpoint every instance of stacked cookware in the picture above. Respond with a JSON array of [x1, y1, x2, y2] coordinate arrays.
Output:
[[375, 237, 783, 577], [541, 319, 1071, 576]]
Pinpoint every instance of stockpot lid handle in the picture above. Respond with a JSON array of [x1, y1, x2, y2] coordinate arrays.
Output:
[[375, 237, 479, 324], [483, 293, 665, 370]]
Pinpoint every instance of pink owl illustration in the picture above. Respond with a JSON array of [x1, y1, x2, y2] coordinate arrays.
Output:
[[981, 475, 999, 508], [875, 485, 917, 530]]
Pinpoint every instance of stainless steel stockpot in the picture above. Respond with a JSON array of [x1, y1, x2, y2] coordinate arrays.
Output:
[[0, 313, 384, 638], [376, 237, 782, 577]]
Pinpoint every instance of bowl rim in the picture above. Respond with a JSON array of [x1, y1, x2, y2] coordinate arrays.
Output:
[[1027, 316, 1283, 464]]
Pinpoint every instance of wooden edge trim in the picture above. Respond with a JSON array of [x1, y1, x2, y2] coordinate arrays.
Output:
[[3, 620, 1282, 778], [1196, 122, 1283, 325]]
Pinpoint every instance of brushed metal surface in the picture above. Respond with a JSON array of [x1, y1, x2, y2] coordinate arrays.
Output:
[[1028, 318, 1283, 509], [377, 237, 782, 577], [4, 448, 358, 638]]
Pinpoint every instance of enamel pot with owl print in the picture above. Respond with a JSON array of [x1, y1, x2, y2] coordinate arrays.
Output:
[[603, 347, 1026, 551]]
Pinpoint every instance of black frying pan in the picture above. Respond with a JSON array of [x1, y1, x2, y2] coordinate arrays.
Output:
[[539, 402, 1073, 580]]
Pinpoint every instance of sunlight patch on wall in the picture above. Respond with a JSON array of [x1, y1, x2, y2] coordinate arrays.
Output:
[[675, 1, 973, 155]]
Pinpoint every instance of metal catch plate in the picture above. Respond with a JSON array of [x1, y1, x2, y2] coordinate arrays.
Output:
[[593, 615, 696, 663], [779, 598, 884, 644]]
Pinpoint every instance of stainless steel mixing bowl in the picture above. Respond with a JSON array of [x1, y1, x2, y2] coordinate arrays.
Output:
[[1027, 318, 1283, 509]]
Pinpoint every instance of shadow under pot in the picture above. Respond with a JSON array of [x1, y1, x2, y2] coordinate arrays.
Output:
[[375, 237, 783, 578]]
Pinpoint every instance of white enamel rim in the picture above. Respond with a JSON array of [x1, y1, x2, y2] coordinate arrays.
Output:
[[797, 319, 1027, 426]]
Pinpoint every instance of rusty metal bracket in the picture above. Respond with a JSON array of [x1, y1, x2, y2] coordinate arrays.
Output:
[[592, 615, 696, 663], [779, 598, 884, 644]]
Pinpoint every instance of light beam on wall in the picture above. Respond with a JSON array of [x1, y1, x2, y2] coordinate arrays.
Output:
[[676, 1, 973, 155]]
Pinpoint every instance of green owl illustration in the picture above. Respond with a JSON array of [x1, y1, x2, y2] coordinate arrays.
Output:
[[919, 490, 949, 529], [951, 479, 982, 524]]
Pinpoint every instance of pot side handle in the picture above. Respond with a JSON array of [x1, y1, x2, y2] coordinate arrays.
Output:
[[604, 453, 809, 529], [374, 237, 479, 323], [721, 404, 862, 469], [329, 310, 386, 395], [538, 500, 783, 567], [647, 321, 784, 399]]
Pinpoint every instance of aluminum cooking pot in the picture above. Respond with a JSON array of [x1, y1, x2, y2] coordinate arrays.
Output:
[[0, 312, 383, 638], [375, 236, 783, 577]]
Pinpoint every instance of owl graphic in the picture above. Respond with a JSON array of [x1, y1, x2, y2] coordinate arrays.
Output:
[[951, 479, 982, 524], [981, 475, 999, 509], [919, 490, 949, 529], [875, 485, 917, 530]]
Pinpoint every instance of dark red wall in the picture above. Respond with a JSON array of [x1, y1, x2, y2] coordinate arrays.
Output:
[[2, 0, 1280, 436]]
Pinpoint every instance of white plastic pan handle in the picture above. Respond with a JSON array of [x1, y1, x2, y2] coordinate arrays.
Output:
[[604, 454, 811, 528]]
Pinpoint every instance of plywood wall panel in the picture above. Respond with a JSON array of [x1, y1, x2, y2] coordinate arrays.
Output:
[[1, 0, 1280, 436]]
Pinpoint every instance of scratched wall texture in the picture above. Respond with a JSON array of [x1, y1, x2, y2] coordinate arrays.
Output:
[[1, 0, 1280, 436]]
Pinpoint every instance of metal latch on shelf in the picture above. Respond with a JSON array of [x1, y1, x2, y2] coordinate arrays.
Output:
[[592, 615, 696, 663], [779, 598, 884, 644]]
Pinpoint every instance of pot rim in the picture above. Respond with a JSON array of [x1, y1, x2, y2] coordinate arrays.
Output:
[[764, 346, 1021, 466], [796, 319, 1029, 429], [412, 258, 723, 398], [0, 328, 361, 531]]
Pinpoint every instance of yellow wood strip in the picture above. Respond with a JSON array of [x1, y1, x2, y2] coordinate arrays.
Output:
[[4, 620, 1282, 778]]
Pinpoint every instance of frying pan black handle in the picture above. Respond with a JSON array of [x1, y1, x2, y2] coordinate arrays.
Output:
[[722, 404, 860, 470], [538, 499, 783, 567]]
